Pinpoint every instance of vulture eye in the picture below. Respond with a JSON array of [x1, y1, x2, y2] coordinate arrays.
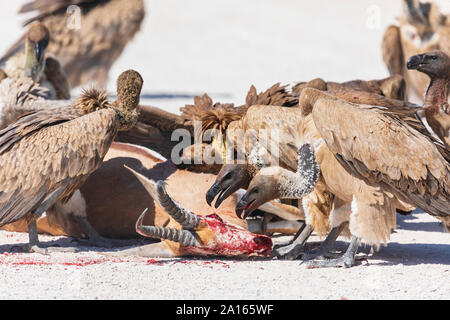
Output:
[[251, 187, 259, 195], [430, 56, 438, 60], [223, 172, 232, 181]]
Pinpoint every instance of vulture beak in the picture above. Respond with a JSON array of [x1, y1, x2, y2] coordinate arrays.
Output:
[[235, 193, 257, 220], [206, 181, 221, 207], [206, 180, 235, 209], [34, 41, 45, 63], [407, 54, 426, 70]]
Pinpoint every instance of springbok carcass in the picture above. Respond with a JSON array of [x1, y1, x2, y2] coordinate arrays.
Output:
[[2, 142, 302, 257]]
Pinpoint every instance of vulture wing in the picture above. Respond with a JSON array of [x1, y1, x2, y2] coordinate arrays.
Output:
[[305, 88, 450, 218], [19, 0, 101, 26], [241, 105, 317, 172]]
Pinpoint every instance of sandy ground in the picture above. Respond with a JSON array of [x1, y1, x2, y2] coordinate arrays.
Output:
[[0, 1, 449, 300], [0, 211, 448, 300]]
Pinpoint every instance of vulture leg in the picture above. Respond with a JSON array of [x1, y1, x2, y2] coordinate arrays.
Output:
[[27, 219, 78, 254], [300, 222, 348, 261], [306, 235, 361, 268], [271, 224, 314, 260]]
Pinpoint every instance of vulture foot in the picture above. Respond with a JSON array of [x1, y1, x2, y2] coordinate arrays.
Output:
[[271, 224, 314, 260], [300, 223, 348, 261], [305, 235, 360, 269]]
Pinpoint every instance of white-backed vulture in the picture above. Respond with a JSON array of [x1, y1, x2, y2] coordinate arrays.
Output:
[[381, 0, 449, 99], [297, 87, 450, 267], [1, 22, 70, 101], [204, 105, 333, 237], [406, 50, 450, 148], [0, 69, 143, 254], [234, 109, 415, 264], [0, 0, 145, 89]]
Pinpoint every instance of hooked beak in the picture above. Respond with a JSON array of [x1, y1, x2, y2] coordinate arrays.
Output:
[[206, 179, 236, 209], [206, 181, 220, 207], [235, 193, 257, 220], [34, 42, 44, 63], [406, 54, 425, 70]]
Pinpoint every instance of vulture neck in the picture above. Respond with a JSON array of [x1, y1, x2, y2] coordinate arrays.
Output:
[[425, 77, 449, 115], [262, 166, 317, 199], [23, 40, 44, 82], [112, 101, 139, 131]]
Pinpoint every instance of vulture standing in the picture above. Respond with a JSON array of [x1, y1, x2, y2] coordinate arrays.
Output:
[[1, 22, 70, 101], [0, 0, 145, 89], [0, 69, 143, 253], [297, 87, 449, 267]]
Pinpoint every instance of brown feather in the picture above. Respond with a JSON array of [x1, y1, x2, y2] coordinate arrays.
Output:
[[2, 0, 145, 89], [304, 88, 450, 221]]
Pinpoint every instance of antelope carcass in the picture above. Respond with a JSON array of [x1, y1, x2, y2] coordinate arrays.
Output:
[[2, 142, 301, 257]]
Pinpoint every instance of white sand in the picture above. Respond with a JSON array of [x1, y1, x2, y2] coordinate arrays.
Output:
[[0, 1, 449, 300], [0, 211, 448, 300]]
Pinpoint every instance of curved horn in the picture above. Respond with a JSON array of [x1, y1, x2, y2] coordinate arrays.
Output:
[[155, 181, 199, 229], [135, 209, 196, 246], [125, 166, 199, 229]]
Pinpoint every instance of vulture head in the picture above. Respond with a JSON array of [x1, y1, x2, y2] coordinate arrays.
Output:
[[115, 69, 144, 130], [407, 51, 450, 79], [127, 166, 273, 257], [236, 144, 320, 219], [235, 170, 281, 219], [206, 163, 255, 209], [24, 22, 50, 81]]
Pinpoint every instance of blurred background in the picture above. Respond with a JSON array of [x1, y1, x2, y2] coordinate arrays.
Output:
[[0, 0, 449, 112]]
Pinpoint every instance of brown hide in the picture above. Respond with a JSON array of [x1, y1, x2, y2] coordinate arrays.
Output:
[[2, 142, 244, 238]]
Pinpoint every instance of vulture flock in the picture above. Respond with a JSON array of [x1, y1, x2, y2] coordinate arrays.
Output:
[[0, 0, 448, 268]]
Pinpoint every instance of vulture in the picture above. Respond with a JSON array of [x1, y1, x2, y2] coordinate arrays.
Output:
[[407, 50, 450, 148], [205, 105, 335, 239], [234, 109, 415, 264], [206, 79, 418, 260], [382, 0, 449, 99], [296, 87, 450, 267], [1, 22, 70, 101], [0, 69, 143, 253], [0, 0, 145, 89]]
